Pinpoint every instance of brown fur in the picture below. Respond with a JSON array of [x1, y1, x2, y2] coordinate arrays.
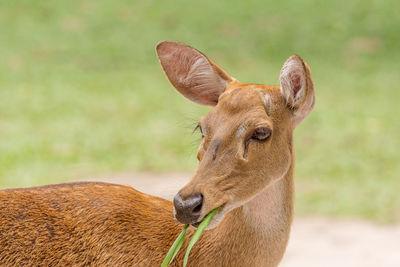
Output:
[[0, 182, 181, 266], [0, 41, 315, 266]]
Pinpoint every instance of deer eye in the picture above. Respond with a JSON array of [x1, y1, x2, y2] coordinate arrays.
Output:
[[251, 127, 271, 142]]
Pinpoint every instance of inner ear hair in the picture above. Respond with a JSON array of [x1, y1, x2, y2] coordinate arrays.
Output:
[[280, 55, 308, 109], [279, 55, 315, 126]]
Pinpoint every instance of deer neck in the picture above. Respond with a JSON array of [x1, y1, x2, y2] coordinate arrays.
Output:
[[200, 158, 295, 266], [242, 163, 294, 239]]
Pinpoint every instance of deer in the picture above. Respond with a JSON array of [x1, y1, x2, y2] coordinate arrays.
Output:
[[0, 40, 315, 266]]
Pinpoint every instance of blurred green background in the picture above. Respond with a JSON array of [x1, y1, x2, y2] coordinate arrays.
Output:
[[0, 0, 399, 222]]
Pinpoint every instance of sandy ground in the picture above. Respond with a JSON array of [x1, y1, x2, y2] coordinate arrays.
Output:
[[88, 172, 400, 267]]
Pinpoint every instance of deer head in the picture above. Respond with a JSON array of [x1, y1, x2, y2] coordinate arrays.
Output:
[[156, 41, 315, 229]]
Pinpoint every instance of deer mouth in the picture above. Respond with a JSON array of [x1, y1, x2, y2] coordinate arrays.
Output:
[[191, 204, 226, 229], [191, 221, 201, 228], [190, 212, 212, 228]]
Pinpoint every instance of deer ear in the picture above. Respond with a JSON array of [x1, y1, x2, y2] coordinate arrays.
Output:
[[279, 55, 315, 126], [156, 41, 234, 106]]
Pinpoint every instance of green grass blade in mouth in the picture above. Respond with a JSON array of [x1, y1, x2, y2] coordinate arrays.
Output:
[[161, 224, 189, 267], [183, 207, 220, 267]]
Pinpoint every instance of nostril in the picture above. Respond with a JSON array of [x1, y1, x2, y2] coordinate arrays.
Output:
[[192, 203, 202, 213], [192, 194, 203, 215]]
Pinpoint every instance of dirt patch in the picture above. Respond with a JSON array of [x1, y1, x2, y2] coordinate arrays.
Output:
[[281, 218, 400, 267], [86, 172, 400, 267]]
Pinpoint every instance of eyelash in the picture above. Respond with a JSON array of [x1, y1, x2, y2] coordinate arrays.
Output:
[[193, 125, 204, 137]]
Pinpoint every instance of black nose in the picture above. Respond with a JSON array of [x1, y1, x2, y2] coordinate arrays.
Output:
[[173, 192, 204, 224]]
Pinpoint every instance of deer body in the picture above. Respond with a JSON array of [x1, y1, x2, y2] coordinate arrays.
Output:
[[0, 172, 293, 266], [0, 41, 315, 266]]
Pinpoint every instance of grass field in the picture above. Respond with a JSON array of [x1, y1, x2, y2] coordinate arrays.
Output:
[[0, 0, 399, 222]]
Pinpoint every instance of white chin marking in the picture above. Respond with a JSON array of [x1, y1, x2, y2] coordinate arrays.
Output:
[[204, 212, 225, 230]]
